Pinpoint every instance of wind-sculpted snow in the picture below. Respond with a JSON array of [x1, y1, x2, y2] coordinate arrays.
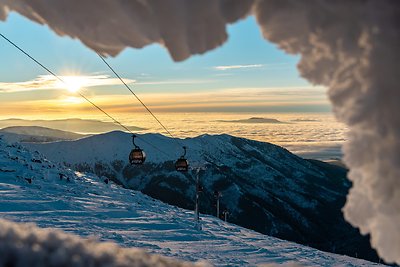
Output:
[[0, 0, 253, 61], [25, 131, 380, 263], [253, 2, 400, 264], [0, 137, 383, 266], [2, 1, 399, 263], [0, 219, 200, 267]]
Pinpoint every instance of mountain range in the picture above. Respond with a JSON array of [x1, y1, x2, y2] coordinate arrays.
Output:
[[23, 130, 380, 263], [0, 126, 87, 142], [0, 135, 382, 266], [0, 118, 145, 133]]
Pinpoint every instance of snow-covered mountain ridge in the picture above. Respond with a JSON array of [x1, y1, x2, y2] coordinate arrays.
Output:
[[24, 131, 380, 263], [0, 125, 87, 142], [0, 135, 381, 266]]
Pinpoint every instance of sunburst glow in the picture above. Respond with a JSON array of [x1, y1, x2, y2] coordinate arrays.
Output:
[[62, 76, 85, 93]]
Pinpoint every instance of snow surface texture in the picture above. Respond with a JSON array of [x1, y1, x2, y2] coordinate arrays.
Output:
[[0, 219, 202, 267], [0, 138, 381, 266], [0, 0, 399, 264], [24, 131, 379, 262]]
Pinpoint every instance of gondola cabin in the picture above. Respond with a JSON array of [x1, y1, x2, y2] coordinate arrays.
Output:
[[129, 134, 146, 165], [129, 148, 146, 165], [175, 157, 189, 172], [175, 146, 189, 172]]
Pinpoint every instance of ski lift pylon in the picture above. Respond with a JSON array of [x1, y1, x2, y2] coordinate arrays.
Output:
[[129, 134, 146, 165]]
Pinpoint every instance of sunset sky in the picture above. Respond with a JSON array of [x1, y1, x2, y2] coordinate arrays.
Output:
[[0, 12, 330, 118]]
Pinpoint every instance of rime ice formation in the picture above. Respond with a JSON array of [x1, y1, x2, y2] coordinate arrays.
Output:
[[0, 219, 202, 267]]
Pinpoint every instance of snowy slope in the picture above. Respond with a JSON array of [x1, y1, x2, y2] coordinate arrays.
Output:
[[0, 136, 381, 266], [26, 131, 187, 164], [0, 219, 200, 267], [24, 131, 379, 262]]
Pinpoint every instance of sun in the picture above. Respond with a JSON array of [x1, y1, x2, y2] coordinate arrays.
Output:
[[62, 76, 85, 93]]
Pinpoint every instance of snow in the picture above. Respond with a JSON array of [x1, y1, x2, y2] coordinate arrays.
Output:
[[24, 131, 323, 180], [26, 131, 177, 164], [0, 219, 202, 267], [0, 137, 382, 266]]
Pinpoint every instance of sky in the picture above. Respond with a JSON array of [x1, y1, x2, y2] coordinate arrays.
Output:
[[0, 11, 331, 119]]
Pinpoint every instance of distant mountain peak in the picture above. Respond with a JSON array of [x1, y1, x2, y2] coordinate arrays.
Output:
[[0, 118, 145, 134], [0, 125, 87, 143]]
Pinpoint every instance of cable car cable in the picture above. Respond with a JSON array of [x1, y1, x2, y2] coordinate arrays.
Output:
[[0, 33, 130, 132], [97, 53, 184, 148], [0, 32, 170, 159], [97, 54, 189, 169]]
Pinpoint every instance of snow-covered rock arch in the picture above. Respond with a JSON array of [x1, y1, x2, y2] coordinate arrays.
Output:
[[1, 0, 399, 264]]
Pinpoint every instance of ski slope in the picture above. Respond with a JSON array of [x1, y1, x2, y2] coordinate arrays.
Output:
[[0, 137, 381, 266]]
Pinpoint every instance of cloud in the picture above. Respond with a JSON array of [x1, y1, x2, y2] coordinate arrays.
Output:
[[0, 75, 135, 93], [217, 117, 286, 124], [1, 0, 399, 263], [0, 86, 330, 115], [213, 64, 263, 71], [98, 86, 329, 108], [284, 143, 344, 161], [212, 63, 291, 71], [0, 75, 212, 93], [135, 79, 214, 86]]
